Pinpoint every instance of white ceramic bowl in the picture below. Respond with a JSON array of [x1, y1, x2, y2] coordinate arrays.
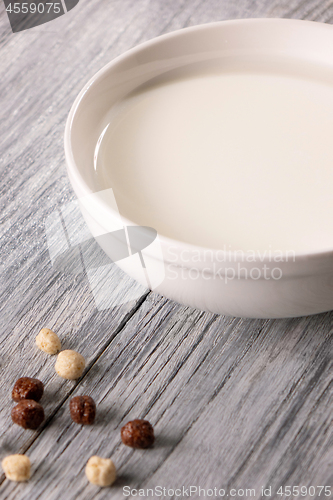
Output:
[[65, 18, 333, 318]]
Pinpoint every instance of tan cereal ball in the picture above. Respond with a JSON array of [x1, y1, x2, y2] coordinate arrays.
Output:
[[36, 328, 61, 355], [2, 454, 31, 482], [85, 456, 116, 487], [55, 350, 85, 380]]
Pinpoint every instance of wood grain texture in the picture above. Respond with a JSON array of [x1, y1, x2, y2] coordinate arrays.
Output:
[[0, 0, 333, 498], [1, 297, 332, 499]]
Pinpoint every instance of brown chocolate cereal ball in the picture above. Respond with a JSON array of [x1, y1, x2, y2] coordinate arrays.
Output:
[[70, 396, 96, 425], [11, 400, 45, 430], [121, 419, 155, 448], [12, 377, 44, 403]]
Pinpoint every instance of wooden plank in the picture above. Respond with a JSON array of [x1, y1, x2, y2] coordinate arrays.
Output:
[[1, 298, 332, 499], [145, 313, 333, 496], [0, 256, 148, 466], [0, 0, 333, 497], [0, 0, 152, 468], [0, 294, 254, 498]]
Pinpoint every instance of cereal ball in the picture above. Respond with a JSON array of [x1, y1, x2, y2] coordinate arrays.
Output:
[[11, 400, 45, 430], [55, 350, 85, 380], [36, 328, 61, 355], [2, 454, 31, 482], [12, 377, 44, 403], [121, 419, 155, 448], [70, 396, 96, 425], [85, 456, 116, 487]]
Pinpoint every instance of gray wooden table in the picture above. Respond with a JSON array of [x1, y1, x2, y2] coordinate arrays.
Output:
[[0, 0, 332, 499]]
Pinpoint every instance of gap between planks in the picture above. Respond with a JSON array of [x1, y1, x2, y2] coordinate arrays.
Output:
[[0, 289, 151, 487]]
